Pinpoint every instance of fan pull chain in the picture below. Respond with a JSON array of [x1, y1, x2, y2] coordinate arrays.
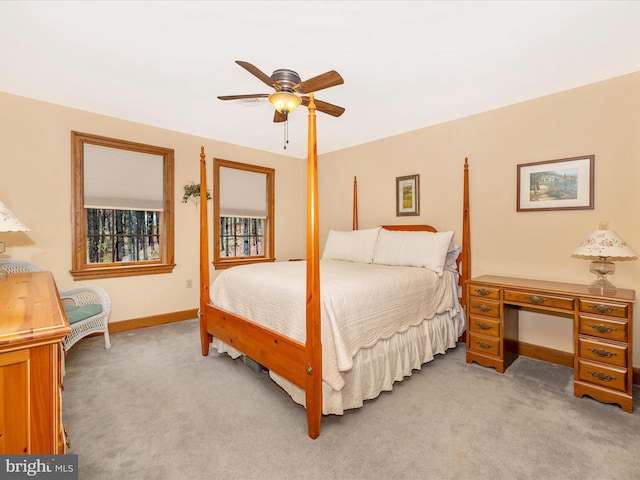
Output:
[[283, 118, 289, 149]]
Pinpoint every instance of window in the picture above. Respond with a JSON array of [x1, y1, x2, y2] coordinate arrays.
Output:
[[71, 132, 175, 280], [213, 158, 274, 269]]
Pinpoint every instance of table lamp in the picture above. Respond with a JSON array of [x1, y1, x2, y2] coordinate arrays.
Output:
[[572, 221, 637, 294], [0, 200, 30, 279]]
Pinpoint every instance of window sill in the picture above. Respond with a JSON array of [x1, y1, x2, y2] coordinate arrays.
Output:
[[70, 263, 176, 280]]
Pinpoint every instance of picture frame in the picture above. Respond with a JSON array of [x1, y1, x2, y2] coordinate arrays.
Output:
[[396, 174, 420, 216], [517, 155, 594, 212]]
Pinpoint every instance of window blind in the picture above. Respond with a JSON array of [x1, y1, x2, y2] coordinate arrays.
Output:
[[83, 144, 164, 211], [219, 166, 267, 218]]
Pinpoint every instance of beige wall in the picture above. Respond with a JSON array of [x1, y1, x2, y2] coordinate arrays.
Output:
[[318, 71, 640, 365], [2, 71, 639, 365], [0, 92, 307, 323]]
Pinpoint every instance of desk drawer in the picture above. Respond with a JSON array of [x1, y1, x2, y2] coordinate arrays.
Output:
[[579, 315, 628, 343], [468, 298, 500, 318], [468, 284, 500, 300], [579, 299, 629, 319], [469, 316, 500, 338], [468, 332, 500, 356], [503, 289, 574, 311], [577, 359, 627, 393], [578, 337, 627, 368]]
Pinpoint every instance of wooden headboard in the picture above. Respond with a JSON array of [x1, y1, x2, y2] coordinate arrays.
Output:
[[381, 224, 437, 232]]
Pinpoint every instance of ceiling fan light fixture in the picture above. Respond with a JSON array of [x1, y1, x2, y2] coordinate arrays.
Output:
[[269, 91, 301, 114]]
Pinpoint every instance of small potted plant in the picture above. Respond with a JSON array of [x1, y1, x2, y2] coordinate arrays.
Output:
[[182, 182, 212, 205]]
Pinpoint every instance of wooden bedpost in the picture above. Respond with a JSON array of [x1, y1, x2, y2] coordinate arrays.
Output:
[[353, 176, 358, 230], [460, 157, 470, 309], [305, 93, 322, 439], [200, 146, 212, 356]]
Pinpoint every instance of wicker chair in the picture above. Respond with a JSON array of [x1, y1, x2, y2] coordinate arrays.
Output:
[[0, 259, 111, 351]]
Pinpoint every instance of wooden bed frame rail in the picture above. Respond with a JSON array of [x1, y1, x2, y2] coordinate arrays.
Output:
[[199, 97, 470, 439]]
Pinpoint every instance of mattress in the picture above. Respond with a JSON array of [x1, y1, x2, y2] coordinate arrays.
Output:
[[209, 259, 465, 414]]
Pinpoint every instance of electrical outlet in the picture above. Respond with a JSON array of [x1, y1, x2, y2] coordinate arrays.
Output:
[[186, 279, 193, 288]]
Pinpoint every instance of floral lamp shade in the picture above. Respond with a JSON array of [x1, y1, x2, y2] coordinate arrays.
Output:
[[0, 201, 29, 260], [572, 226, 637, 259], [0, 201, 29, 232]]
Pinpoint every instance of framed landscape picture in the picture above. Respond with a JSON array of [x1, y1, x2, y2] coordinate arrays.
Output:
[[517, 155, 594, 212], [396, 174, 420, 216]]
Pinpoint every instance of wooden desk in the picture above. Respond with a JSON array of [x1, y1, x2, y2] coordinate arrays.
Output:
[[0, 271, 71, 453], [466, 275, 634, 413]]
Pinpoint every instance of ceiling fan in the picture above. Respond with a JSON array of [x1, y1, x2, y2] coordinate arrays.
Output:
[[218, 61, 345, 123]]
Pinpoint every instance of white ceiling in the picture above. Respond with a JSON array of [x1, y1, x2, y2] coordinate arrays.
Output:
[[1, 1, 640, 159]]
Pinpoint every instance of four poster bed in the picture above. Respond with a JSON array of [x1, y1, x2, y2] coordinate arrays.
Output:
[[199, 95, 471, 439]]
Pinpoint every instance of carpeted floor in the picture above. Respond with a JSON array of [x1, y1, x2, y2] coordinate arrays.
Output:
[[63, 319, 640, 480]]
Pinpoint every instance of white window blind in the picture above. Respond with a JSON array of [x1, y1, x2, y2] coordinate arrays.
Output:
[[83, 144, 164, 211], [219, 166, 267, 218]]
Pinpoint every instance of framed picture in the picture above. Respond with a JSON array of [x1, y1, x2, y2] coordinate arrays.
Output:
[[396, 174, 420, 216], [517, 155, 594, 212]]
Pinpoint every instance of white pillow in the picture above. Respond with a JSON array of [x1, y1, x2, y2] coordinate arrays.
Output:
[[445, 240, 462, 272], [372, 229, 455, 275], [322, 227, 382, 263]]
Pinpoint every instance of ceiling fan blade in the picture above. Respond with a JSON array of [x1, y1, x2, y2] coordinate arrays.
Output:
[[294, 70, 344, 94], [301, 96, 345, 117], [236, 61, 275, 88], [273, 110, 287, 123], [217, 94, 269, 100]]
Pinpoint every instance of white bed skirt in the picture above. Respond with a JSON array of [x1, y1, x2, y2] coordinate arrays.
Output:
[[211, 310, 462, 415]]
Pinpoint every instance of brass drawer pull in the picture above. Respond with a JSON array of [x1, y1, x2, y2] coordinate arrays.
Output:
[[587, 348, 616, 359], [587, 370, 615, 382], [526, 295, 546, 304], [473, 304, 493, 313], [475, 288, 492, 296], [475, 322, 493, 331], [588, 324, 616, 334], [475, 340, 492, 349], [590, 304, 614, 314]]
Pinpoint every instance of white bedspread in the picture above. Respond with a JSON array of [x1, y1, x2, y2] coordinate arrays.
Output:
[[209, 259, 463, 393]]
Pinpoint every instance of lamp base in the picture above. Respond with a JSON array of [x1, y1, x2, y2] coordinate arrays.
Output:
[[0, 241, 7, 280], [588, 277, 617, 295], [588, 258, 616, 295]]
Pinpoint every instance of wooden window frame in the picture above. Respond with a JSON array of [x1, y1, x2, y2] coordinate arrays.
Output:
[[70, 131, 175, 280], [213, 158, 275, 270]]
